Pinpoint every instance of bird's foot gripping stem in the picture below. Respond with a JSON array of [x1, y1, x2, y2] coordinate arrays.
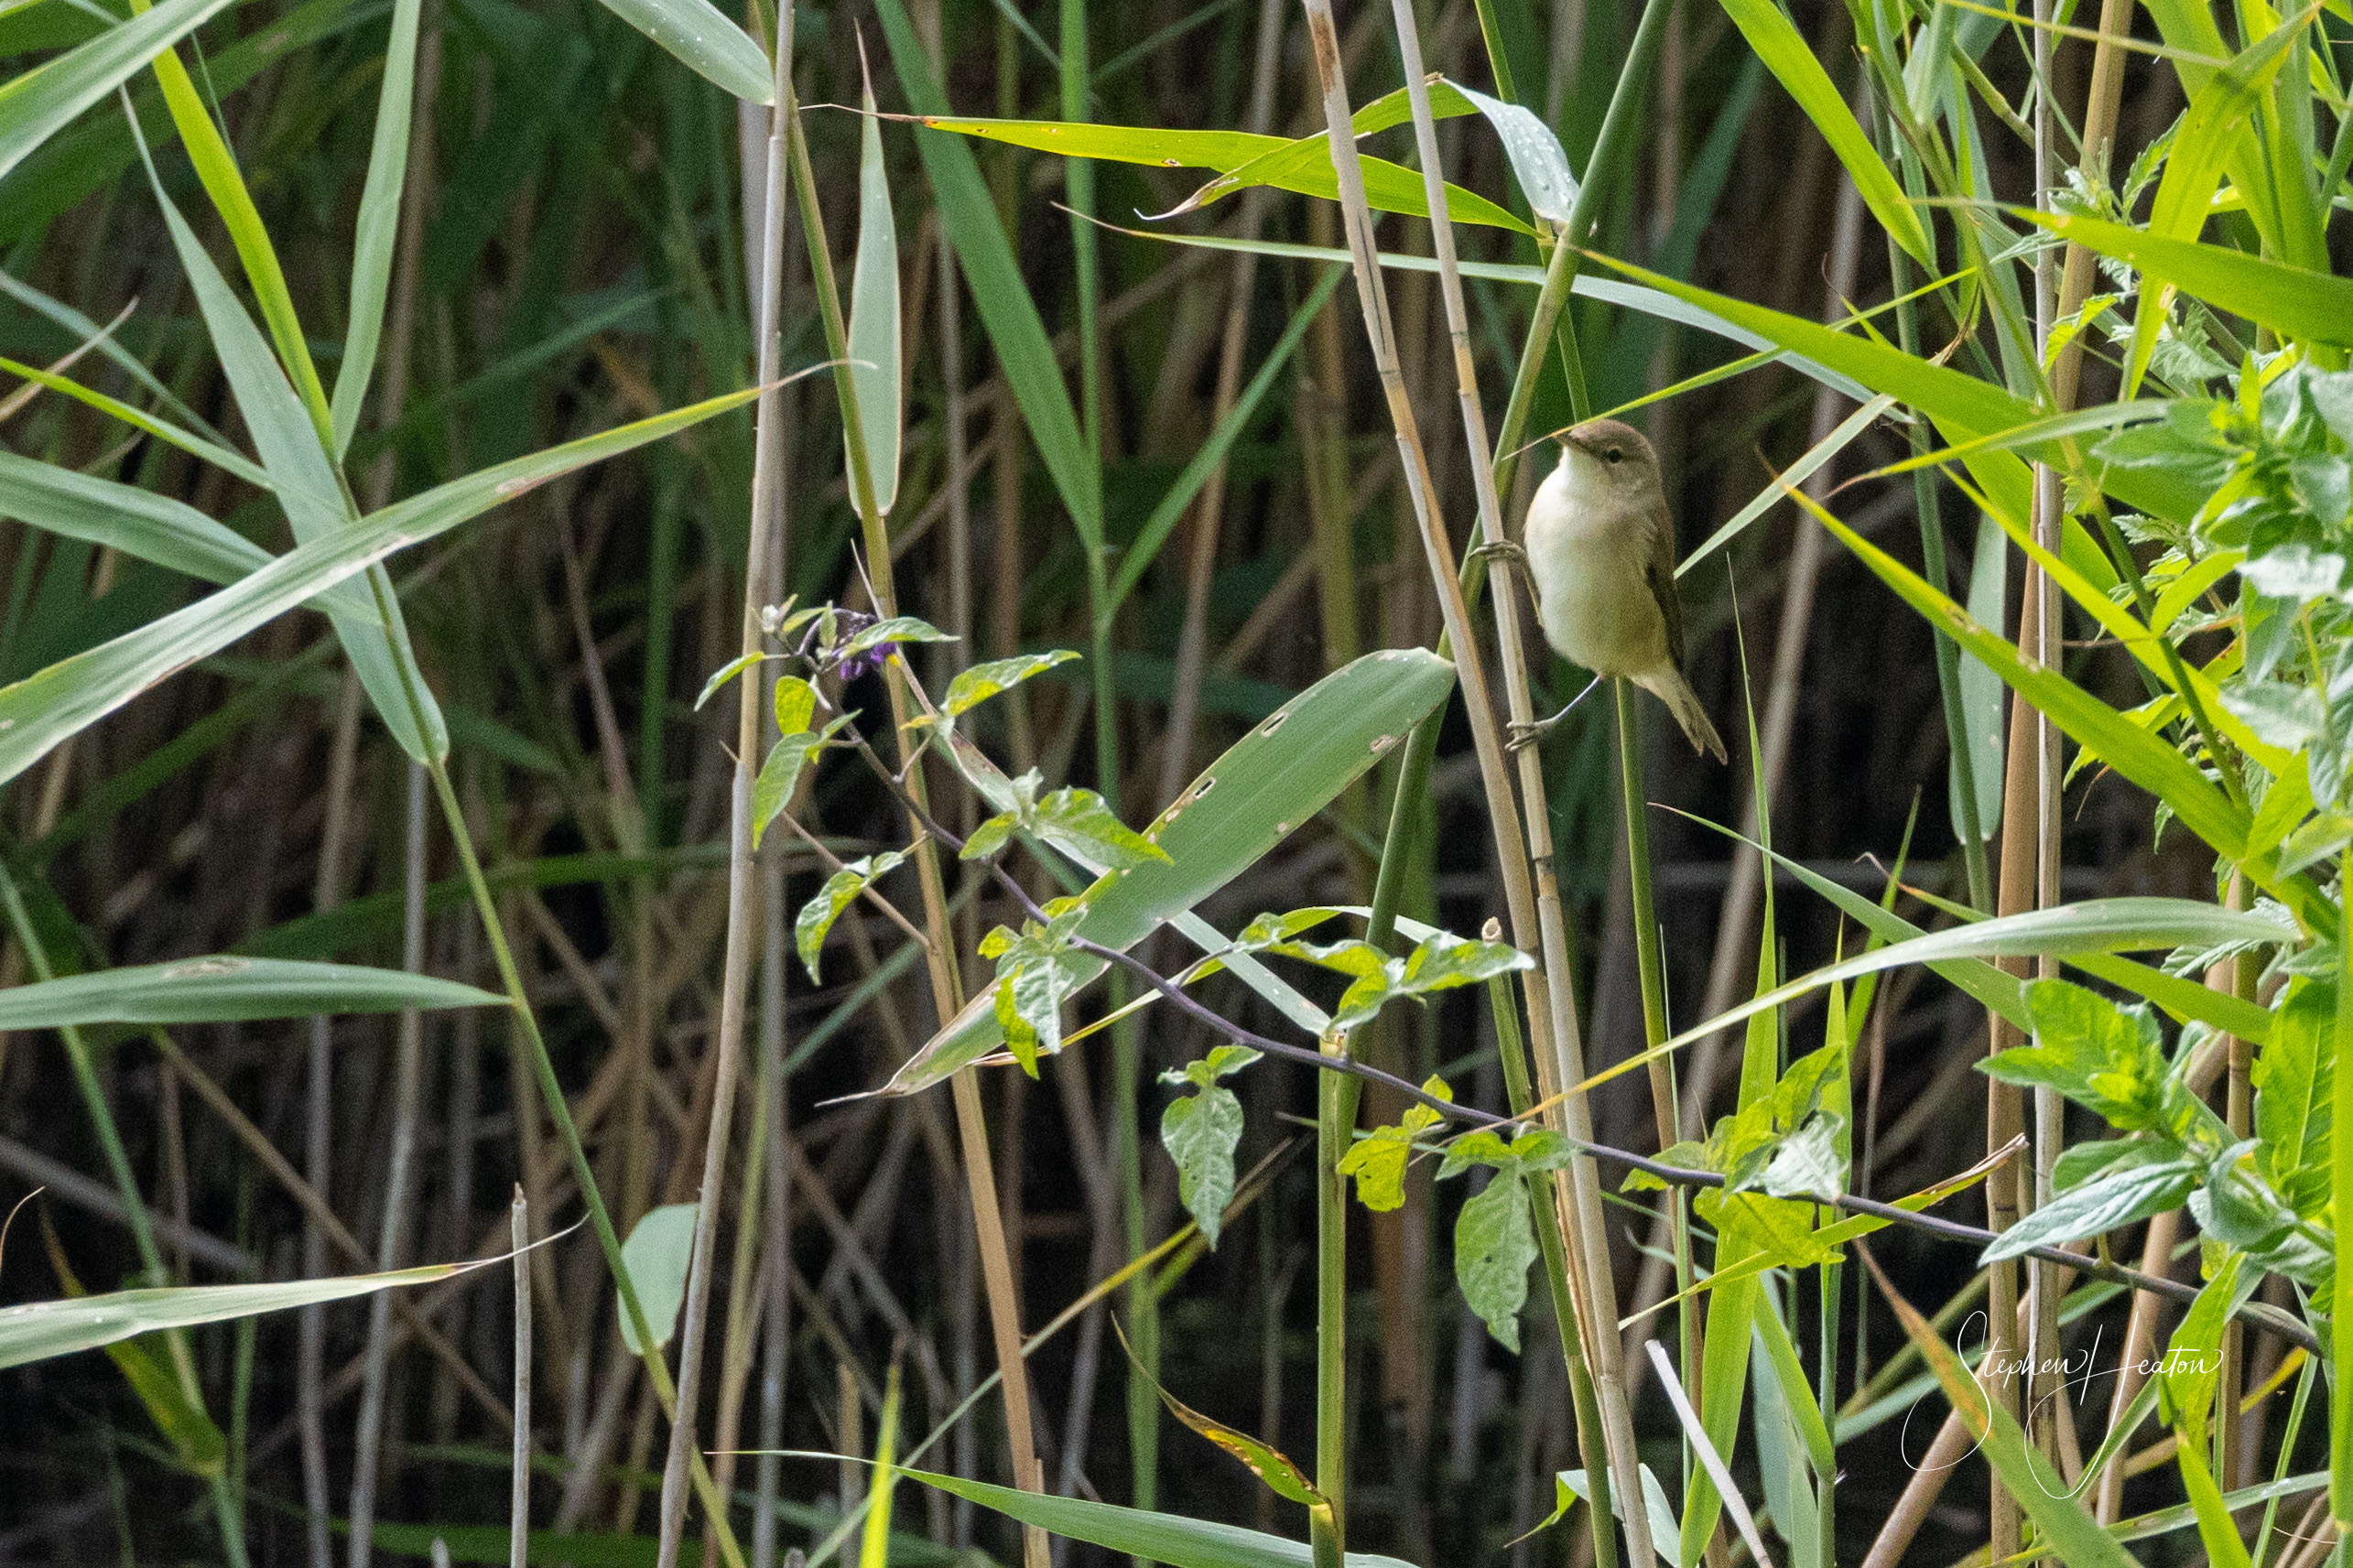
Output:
[[1468, 537, 1528, 576]]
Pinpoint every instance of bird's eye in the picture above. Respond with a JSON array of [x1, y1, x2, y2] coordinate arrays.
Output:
[[1605, 448, 1622, 464]]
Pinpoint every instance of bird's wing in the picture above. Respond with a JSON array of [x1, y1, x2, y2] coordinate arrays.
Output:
[[1642, 501, 1688, 671]]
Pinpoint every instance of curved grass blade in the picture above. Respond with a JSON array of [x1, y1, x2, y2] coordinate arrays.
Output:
[[0, 955, 504, 1026], [2027, 209, 2353, 350], [0, 270, 226, 441], [1715, 0, 1932, 263], [587, 0, 772, 104], [0, 0, 236, 184], [0, 386, 757, 789], [0, 353, 273, 490], [0, 450, 272, 584], [1, 1258, 481, 1370]]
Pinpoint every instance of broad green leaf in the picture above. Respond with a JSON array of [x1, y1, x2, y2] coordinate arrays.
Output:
[[0, 352, 273, 490], [2161, 1252, 2251, 1451], [0, 1257, 474, 1369], [587, 0, 771, 104], [1448, 1168, 1536, 1352], [872, 0, 1099, 546], [2032, 210, 2353, 350], [0, 386, 757, 789], [796, 850, 908, 984], [1159, 1044, 1259, 1246], [2255, 981, 2334, 1215], [879, 649, 1456, 1095], [1976, 1146, 2202, 1263], [1454, 81, 1576, 223], [848, 66, 901, 516], [838, 614, 952, 658], [0, 0, 235, 184], [1556, 1466, 1687, 1568], [1029, 786, 1171, 871], [1714, 0, 1933, 262], [1957, 513, 2006, 840], [1870, 1260, 2143, 1568], [932, 651, 1079, 719], [1986, 979, 2180, 1131], [0, 449, 273, 584], [0, 955, 504, 1026], [143, 150, 449, 765], [328, 0, 424, 457], [1336, 1076, 1450, 1212], [614, 1202, 697, 1355], [1157, 76, 1481, 217], [842, 1459, 1418, 1568], [751, 732, 819, 849]]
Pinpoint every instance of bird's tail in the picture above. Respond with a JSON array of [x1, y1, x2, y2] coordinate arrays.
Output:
[[1633, 665, 1727, 762]]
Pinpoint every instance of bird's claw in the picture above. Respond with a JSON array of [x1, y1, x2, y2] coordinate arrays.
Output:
[[1470, 538, 1529, 575], [1505, 716, 1556, 753]]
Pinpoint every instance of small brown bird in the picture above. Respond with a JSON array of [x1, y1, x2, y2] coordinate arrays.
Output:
[[1502, 418, 1725, 762]]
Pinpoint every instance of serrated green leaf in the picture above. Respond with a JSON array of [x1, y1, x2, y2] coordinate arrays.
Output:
[[2254, 979, 2333, 1215]]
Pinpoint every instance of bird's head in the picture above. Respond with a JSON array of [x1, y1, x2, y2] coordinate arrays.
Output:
[[1556, 418, 1660, 497]]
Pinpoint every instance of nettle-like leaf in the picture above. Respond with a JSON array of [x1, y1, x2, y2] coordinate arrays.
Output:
[[1979, 1141, 2203, 1264], [2253, 979, 2335, 1216], [796, 849, 908, 983], [2188, 1142, 2333, 1288], [1337, 1076, 1453, 1212], [1984, 979, 2187, 1135], [982, 901, 1091, 1075], [914, 650, 1080, 727], [1158, 1044, 1262, 1246], [1706, 1042, 1844, 1192], [1437, 1128, 1577, 1352]]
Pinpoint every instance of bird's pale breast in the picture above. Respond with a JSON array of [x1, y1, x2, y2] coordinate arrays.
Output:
[[1523, 464, 1668, 677]]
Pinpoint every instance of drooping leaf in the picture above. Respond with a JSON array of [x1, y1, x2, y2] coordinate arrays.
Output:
[[1029, 786, 1172, 871], [0, 0, 238, 185], [0, 955, 505, 1026], [0, 450, 273, 586], [1976, 1145, 2202, 1263], [693, 652, 767, 711], [614, 1202, 698, 1355], [934, 650, 1079, 720], [1449, 1168, 1536, 1352], [1, 1257, 478, 1370], [1159, 1044, 1260, 1246], [584, 0, 772, 104], [0, 388, 756, 790], [796, 850, 908, 983]]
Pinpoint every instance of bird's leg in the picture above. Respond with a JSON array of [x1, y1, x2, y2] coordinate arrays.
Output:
[[1505, 674, 1606, 752]]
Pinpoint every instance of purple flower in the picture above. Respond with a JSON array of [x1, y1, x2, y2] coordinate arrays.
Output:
[[837, 639, 898, 681]]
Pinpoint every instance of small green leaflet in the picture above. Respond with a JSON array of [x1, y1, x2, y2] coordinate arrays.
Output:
[[961, 772, 1169, 872], [774, 675, 818, 736], [981, 902, 1093, 1075], [839, 614, 954, 660], [1338, 1076, 1452, 1212], [797, 850, 908, 983], [694, 652, 768, 711], [1158, 1044, 1261, 1246], [751, 734, 819, 850], [913, 650, 1080, 726], [1249, 929, 1531, 1033]]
